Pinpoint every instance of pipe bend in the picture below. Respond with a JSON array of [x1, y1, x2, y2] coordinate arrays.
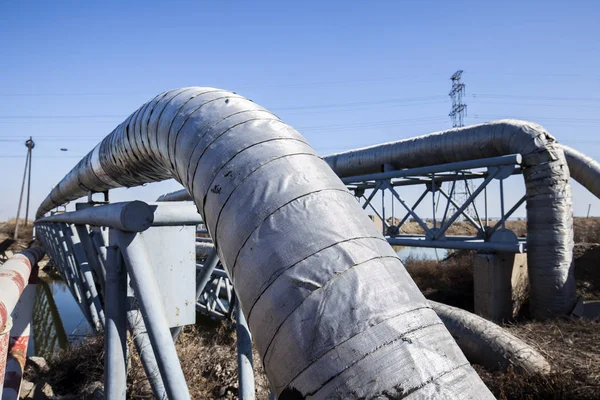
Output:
[[430, 300, 551, 375], [324, 119, 575, 319], [35, 87, 494, 399], [559, 144, 600, 199]]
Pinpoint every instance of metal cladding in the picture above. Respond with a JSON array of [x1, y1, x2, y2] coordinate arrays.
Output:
[[325, 120, 576, 319], [156, 189, 193, 202], [35, 87, 494, 399], [0, 248, 44, 332], [430, 301, 550, 374], [560, 144, 600, 199], [37, 201, 154, 232]]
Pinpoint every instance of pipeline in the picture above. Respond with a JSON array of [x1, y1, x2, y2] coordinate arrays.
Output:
[[560, 144, 600, 199], [429, 301, 550, 374], [36, 87, 493, 399], [0, 247, 45, 397], [325, 120, 575, 319]]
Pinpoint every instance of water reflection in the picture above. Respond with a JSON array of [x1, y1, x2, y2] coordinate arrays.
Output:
[[396, 246, 447, 261], [30, 278, 91, 358], [32, 280, 69, 357]]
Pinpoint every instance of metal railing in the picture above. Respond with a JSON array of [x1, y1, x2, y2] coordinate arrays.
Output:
[[33, 201, 255, 400]]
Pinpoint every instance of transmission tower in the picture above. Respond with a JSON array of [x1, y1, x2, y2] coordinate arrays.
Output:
[[449, 70, 467, 127], [446, 71, 475, 220]]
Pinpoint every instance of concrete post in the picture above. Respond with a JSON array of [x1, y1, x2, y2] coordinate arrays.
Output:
[[473, 252, 529, 321]]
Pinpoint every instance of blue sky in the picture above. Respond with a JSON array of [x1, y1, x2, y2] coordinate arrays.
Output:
[[1, 0, 599, 220]]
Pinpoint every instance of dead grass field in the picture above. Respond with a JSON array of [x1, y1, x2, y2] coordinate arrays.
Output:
[[0, 218, 34, 252]]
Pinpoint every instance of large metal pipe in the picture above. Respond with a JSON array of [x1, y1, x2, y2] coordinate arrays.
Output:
[[429, 301, 550, 374], [325, 120, 575, 319], [0, 248, 44, 395], [35, 87, 493, 398], [560, 144, 600, 199]]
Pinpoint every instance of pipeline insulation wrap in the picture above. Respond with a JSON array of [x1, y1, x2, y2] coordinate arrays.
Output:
[[560, 144, 600, 199], [324, 120, 575, 319], [35, 87, 494, 399], [429, 301, 550, 374]]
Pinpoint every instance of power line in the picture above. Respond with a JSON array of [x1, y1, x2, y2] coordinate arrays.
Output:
[[472, 93, 600, 102], [0, 114, 125, 120]]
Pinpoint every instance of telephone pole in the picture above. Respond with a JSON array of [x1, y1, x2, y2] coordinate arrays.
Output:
[[14, 137, 35, 240]]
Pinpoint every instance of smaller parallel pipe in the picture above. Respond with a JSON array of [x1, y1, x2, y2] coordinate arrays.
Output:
[[430, 301, 551, 374], [147, 202, 203, 225], [0, 248, 44, 395], [195, 242, 215, 257], [0, 248, 44, 334], [156, 189, 193, 202], [36, 201, 154, 232], [341, 154, 522, 184], [386, 237, 524, 253]]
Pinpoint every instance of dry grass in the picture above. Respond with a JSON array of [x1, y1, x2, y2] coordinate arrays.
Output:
[[25, 318, 271, 399], [24, 336, 104, 397], [404, 250, 476, 311], [18, 218, 600, 399], [404, 247, 600, 399], [477, 318, 600, 399], [0, 218, 35, 252]]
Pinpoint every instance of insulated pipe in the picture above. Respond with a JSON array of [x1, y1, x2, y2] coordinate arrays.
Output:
[[325, 120, 575, 318], [0, 248, 44, 395], [35, 87, 493, 398], [156, 189, 193, 202], [36, 201, 154, 232], [429, 301, 551, 374], [560, 144, 600, 199], [0, 248, 45, 333]]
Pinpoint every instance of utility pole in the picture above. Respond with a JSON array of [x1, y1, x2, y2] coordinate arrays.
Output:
[[14, 137, 35, 240], [587, 204, 592, 218]]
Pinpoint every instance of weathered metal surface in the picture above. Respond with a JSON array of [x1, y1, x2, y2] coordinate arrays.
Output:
[[139, 225, 196, 328], [560, 144, 600, 199], [324, 120, 575, 318], [4, 285, 37, 400], [430, 300, 550, 374], [34, 88, 494, 398], [37, 201, 154, 232], [117, 231, 191, 400]]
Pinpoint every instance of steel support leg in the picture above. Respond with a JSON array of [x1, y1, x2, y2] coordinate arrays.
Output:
[[104, 236, 127, 400], [126, 282, 167, 400], [116, 231, 191, 400], [236, 300, 255, 400]]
